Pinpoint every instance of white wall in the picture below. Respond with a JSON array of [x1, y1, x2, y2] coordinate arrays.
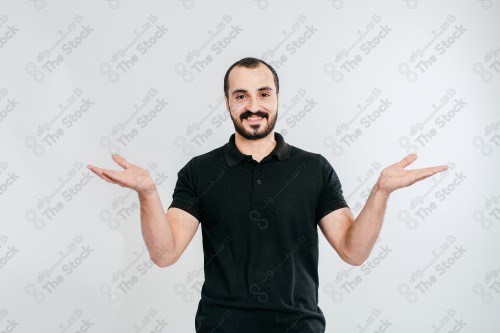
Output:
[[1, 0, 499, 332]]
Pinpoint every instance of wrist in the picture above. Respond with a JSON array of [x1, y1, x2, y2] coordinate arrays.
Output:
[[373, 179, 391, 198], [138, 182, 157, 198]]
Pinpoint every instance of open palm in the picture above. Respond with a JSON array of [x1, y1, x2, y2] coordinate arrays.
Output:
[[87, 154, 154, 193], [377, 153, 448, 194]]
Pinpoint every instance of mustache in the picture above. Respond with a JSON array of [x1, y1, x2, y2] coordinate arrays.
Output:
[[240, 111, 268, 121]]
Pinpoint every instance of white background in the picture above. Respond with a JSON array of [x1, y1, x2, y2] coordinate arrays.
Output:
[[1, 0, 499, 332]]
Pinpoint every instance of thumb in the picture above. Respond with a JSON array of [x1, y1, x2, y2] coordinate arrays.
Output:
[[398, 153, 417, 169]]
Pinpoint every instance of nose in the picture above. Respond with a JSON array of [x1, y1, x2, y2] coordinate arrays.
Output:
[[247, 97, 260, 113]]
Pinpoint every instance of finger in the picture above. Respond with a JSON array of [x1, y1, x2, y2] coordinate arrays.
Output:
[[421, 164, 449, 176], [88, 165, 120, 184], [413, 173, 433, 183], [398, 153, 417, 169], [102, 169, 126, 184], [410, 165, 448, 181], [99, 171, 120, 184], [88, 164, 111, 176], [112, 154, 131, 170], [87, 164, 105, 175]]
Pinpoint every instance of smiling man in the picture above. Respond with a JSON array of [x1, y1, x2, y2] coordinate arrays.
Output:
[[225, 58, 279, 144], [87, 57, 448, 332]]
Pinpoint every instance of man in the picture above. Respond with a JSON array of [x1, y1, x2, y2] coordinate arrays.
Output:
[[87, 57, 447, 332]]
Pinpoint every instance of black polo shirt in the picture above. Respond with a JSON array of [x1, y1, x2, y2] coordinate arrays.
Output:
[[168, 132, 348, 333]]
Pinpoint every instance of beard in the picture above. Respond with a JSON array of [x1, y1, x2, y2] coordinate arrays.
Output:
[[229, 108, 278, 140]]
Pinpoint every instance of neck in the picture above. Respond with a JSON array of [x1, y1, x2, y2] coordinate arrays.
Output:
[[234, 131, 276, 163]]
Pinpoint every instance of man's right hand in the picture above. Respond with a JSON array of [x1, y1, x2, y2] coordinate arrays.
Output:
[[87, 154, 155, 195]]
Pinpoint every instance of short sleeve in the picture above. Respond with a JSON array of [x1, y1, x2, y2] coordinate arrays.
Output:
[[168, 160, 203, 222], [315, 155, 349, 223]]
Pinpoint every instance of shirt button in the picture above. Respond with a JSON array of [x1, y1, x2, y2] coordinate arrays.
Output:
[[256, 179, 262, 185]]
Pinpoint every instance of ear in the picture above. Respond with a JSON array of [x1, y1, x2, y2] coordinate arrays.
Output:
[[225, 96, 230, 112]]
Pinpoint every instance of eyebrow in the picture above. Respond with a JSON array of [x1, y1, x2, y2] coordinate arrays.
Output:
[[231, 86, 274, 95]]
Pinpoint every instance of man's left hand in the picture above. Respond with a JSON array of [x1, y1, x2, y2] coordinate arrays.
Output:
[[375, 153, 448, 195]]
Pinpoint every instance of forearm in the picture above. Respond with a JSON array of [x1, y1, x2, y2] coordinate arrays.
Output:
[[343, 181, 390, 265], [138, 185, 176, 267]]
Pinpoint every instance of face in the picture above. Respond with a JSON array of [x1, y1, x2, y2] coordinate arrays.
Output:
[[225, 63, 278, 140]]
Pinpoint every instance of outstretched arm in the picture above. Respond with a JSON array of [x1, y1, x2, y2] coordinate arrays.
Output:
[[88, 154, 199, 267], [319, 153, 448, 265]]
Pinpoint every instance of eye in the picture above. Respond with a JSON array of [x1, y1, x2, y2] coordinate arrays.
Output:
[[235, 95, 245, 100], [260, 92, 270, 97]]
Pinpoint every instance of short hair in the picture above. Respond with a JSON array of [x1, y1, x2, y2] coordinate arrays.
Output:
[[223, 57, 279, 98]]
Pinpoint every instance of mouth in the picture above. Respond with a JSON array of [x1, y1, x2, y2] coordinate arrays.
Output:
[[243, 115, 266, 124], [245, 116, 264, 124]]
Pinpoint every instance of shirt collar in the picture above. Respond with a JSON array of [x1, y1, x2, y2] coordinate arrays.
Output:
[[223, 132, 291, 166]]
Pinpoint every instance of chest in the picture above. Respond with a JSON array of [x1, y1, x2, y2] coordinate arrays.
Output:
[[196, 161, 320, 229]]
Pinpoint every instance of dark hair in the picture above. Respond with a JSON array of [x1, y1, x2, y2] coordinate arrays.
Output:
[[223, 57, 279, 98]]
